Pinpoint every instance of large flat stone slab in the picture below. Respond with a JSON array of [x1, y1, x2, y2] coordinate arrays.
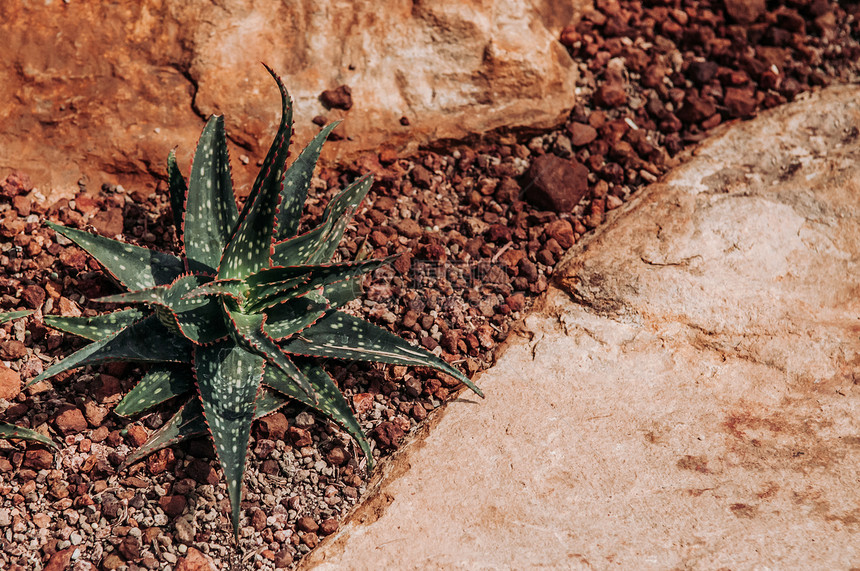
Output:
[[301, 86, 860, 569]]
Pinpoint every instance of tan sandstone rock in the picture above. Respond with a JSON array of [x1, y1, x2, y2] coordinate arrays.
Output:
[[301, 86, 860, 569], [0, 1, 580, 198]]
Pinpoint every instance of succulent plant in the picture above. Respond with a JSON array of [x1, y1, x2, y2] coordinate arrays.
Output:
[[0, 311, 57, 449], [21, 65, 482, 538]]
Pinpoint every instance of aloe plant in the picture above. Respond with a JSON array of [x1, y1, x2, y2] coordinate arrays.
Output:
[[21, 65, 482, 538], [0, 311, 57, 449]]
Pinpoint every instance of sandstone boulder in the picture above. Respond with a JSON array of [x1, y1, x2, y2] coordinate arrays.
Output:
[[0, 0, 581, 198], [300, 86, 860, 569]]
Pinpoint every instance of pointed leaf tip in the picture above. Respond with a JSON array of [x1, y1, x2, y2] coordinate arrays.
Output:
[[0, 423, 57, 449], [281, 310, 483, 397], [275, 121, 339, 240], [45, 222, 184, 290], [114, 365, 194, 417], [0, 310, 33, 325], [28, 315, 191, 387], [219, 67, 293, 280]]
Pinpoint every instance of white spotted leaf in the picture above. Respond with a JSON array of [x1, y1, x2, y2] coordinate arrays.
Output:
[[119, 388, 289, 472], [218, 65, 292, 280], [0, 423, 57, 450], [114, 365, 194, 417], [263, 359, 373, 467], [245, 257, 394, 312], [280, 311, 483, 397], [46, 222, 184, 290], [119, 397, 208, 472], [32, 315, 191, 386], [194, 342, 265, 538], [262, 292, 329, 340], [275, 122, 339, 240], [316, 241, 371, 309], [224, 304, 314, 399], [271, 175, 373, 266], [181, 279, 246, 303], [167, 149, 188, 243], [0, 310, 33, 324], [253, 387, 291, 417], [185, 116, 238, 273], [44, 309, 146, 341], [321, 278, 363, 309], [94, 275, 228, 344]]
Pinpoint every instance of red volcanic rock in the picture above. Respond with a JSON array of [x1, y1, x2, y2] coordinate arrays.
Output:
[[525, 155, 589, 213]]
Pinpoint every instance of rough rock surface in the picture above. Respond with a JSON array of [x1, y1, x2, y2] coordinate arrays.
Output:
[[0, 0, 580, 197], [524, 154, 590, 212], [301, 87, 860, 569], [724, 0, 767, 24]]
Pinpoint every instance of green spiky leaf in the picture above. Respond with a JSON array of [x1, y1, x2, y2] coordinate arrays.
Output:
[[238, 65, 294, 223], [46, 222, 184, 290], [0, 310, 33, 324], [184, 116, 238, 273], [167, 149, 188, 240], [245, 257, 394, 312], [275, 122, 339, 240], [30, 315, 191, 386], [219, 66, 293, 281], [271, 175, 372, 266], [281, 311, 483, 397], [114, 365, 194, 417], [306, 176, 373, 264], [119, 388, 289, 472], [317, 241, 370, 309], [181, 279, 246, 302], [194, 342, 264, 538], [321, 278, 363, 309], [0, 423, 57, 449], [254, 387, 291, 417], [272, 206, 353, 269], [263, 360, 372, 466], [248, 258, 390, 291], [44, 309, 146, 341]]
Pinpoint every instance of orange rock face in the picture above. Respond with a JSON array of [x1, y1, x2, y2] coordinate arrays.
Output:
[[0, 1, 581, 199]]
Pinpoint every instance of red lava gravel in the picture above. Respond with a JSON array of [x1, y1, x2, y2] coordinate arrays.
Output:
[[0, 1, 859, 569]]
